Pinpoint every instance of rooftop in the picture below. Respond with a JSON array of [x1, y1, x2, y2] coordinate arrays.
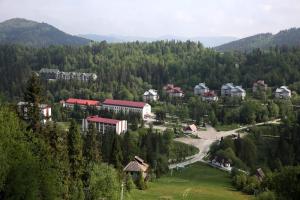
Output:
[[102, 99, 146, 108], [65, 98, 100, 106], [86, 116, 121, 125]]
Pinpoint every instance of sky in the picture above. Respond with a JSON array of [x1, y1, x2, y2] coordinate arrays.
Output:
[[1, 0, 300, 38]]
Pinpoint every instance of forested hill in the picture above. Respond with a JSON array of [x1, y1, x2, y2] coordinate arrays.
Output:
[[1, 42, 300, 102], [215, 28, 300, 52], [0, 18, 90, 46]]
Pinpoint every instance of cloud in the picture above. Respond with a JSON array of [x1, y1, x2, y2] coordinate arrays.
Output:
[[0, 0, 300, 37]]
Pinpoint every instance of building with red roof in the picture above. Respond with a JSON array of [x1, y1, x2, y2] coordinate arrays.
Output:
[[201, 91, 218, 102], [163, 84, 184, 98], [61, 98, 101, 110], [82, 115, 127, 135], [101, 99, 151, 120]]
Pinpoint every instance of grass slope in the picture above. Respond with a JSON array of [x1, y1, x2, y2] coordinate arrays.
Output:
[[129, 162, 252, 200]]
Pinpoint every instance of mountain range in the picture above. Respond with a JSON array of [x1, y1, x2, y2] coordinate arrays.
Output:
[[0, 18, 89, 46], [215, 28, 300, 52], [1, 18, 300, 51]]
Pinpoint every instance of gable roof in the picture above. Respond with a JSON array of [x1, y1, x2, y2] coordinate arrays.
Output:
[[86, 116, 120, 125], [276, 86, 291, 93], [185, 124, 197, 132], [39, 68, 60, 73], [143, 89, 158, 96], [203, 91, 217, 97], [195, 83, 208, 90], [65, 98, 100, 106], [102, 99, 146, 108], [123, 156, 149, 172]]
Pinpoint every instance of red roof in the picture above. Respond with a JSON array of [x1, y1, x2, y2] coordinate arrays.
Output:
[[87, 116, 120, 124], [203, 91, 217, 97], [102, 99, 146, 108], [65, 98, 100, 106]]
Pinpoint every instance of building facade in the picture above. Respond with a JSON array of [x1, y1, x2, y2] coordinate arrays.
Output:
[[17, 101, 52, 124], [101, 99, 151, 120], [39, 68, 97, 82], [82, 116, 127, 135]]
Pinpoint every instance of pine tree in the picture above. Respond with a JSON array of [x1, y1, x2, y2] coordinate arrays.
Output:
[[84, 123, 101, 163], [68, 120, 83, 179], [23, 73, 43, 132], [110, 135, 123, 169]]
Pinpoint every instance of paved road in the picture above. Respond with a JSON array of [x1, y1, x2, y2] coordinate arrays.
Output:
[[169, 119, 280, 169]]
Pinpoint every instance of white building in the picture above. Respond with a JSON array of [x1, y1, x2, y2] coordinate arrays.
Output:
[[194, 83, 209, 96], [275, 86, 291, 99], [143, 89, 159, 102], [17, 101, 52, 124], [221, 83, 246, 100], [82, 116, 127, 135], [60, 98, 101, 110], [101, 99, 151, 120], [39, 68, 97, 82]]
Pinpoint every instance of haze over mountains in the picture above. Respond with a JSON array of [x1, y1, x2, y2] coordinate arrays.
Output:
[[1, 18, 300, 51]]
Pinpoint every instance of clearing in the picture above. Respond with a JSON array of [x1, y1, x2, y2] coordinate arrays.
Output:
[[129, 162, 252, 200]]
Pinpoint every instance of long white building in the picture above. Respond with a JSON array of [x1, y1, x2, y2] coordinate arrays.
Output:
[[101, 99, 151, 120], [82, 116, 127, 135]]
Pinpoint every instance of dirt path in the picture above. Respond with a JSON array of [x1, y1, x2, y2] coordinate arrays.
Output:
[[169, 119, 280, 169]]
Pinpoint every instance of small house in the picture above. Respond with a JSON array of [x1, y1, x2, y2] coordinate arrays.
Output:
[[194, 83, 209, 96], [184, 124, 197, 133], [202, 91, 218, 102], [143, 89, 159, 102], [123, 156, 149, 180], [163, 84, 184, 98], [221, 83, 246, 100], [275, 86, 291, 99], [253, 80, 268, 92]]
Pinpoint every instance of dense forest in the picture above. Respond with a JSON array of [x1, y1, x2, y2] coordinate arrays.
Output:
[[1, 41, 300, 102]]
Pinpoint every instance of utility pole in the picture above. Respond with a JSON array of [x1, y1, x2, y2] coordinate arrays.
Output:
[[120, 182, 124, 200]]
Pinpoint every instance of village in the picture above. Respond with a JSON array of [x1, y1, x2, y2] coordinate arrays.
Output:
[[16, 68, 293, 179]]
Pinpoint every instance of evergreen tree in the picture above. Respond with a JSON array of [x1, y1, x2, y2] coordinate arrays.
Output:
[[84, 123, 101, 163], [67, 120, 83, 179], [110, 135, 123, 169], [23, 73, 43, 131]]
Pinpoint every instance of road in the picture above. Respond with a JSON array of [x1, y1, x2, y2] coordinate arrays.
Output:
[[169, 119, 280, 169]]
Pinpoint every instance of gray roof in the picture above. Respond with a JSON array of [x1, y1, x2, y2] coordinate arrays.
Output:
[[39, 68, 60, 73]]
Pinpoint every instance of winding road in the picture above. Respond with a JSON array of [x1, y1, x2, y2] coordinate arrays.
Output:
[[169, 119, 280, 169]]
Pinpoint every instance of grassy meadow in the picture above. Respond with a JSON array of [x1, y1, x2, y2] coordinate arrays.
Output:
[[129, 162, 252, 200]]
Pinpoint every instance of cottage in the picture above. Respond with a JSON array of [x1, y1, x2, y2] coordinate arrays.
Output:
[[82, 115, 127, 135], [163, 84, 184, 98], [253, 80, 268, 92], [202, 91, 218, 102], [221, 83, 246, 99], [123, 156, 149, 180], [17, 101, 52, 124], [275, 86, 291, 99], [61, 98, 101, 110], [184, 124, 197, 133], [101, 99, 151, 120], [143, 89, 159, 102], [194, 83, 209, 96]]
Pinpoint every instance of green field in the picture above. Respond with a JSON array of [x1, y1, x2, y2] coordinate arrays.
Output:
[[129, 162, 252, 200]]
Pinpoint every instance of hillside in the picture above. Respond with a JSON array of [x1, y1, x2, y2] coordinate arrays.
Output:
[[215, 28, 300, 52], [0, 18, 90, 46]]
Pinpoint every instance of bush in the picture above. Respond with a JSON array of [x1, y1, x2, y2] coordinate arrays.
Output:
[[256, 190, 276, 200]]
